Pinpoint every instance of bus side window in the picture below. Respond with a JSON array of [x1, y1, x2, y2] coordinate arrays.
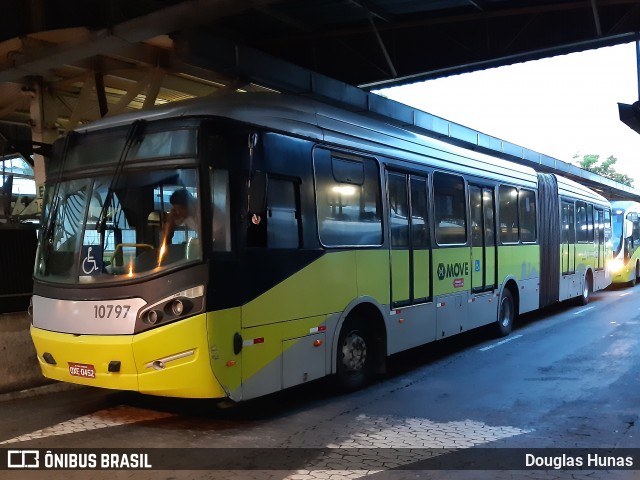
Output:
[[595, 207, 603, 241], [561, 200, 576, 243], [587, 204, 594, 243], [211, 169, 231, 252], [266, 177, 301, 248], [434, 172, 466, 245], [469, 186, 482, 247], [576, 201, 588, 243], [604, 208, 611, 242], [410, 176, 430, 248], [568, 202, 576, 243], [388, 173, 409, 248], [483, 188, 496, 247], [498, 185, 518, 244], [518, 189, 537, 243], [314, 149, 382, 247]]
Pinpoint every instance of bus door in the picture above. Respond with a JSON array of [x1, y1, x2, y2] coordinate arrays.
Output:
[[469, 185, 497, 293], [432, 172, 469, 338], [626, 212, 640, 262], [561, 200, 575, 275], [467, 185, 497, 330], [387, 171, 431, 309], [595, 207, 605, 270]]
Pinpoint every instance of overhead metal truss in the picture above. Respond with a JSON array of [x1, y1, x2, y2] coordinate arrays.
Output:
[[0, 0, 638, 199]]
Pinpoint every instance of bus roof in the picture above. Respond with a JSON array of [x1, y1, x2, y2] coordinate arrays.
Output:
[[555, 174, 609, 206], [610, 200, 640, 212], [75, 93, 601, 192]]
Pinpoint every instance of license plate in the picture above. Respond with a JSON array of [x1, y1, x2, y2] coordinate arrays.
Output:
[[68, 362, 96, 379]]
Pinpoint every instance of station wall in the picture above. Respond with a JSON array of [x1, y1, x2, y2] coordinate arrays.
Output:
[[0, 311, 50, 394]]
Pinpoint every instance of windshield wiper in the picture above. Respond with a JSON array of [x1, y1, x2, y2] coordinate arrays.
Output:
[[39, 196, 60, 275], [96, 120, 144, 234]]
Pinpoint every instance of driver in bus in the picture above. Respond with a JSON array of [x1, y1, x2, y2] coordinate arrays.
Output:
[[163, 188, 197, 242]]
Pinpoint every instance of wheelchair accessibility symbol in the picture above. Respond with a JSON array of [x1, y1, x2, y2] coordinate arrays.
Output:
[[81, 245, 102, 276]]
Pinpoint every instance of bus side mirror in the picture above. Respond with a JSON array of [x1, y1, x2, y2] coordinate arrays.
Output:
[[625, 219, 634, 237], [248, 171, 267, 214]]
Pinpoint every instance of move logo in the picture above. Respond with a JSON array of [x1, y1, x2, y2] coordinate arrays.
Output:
[[437, 262, 469, 280]]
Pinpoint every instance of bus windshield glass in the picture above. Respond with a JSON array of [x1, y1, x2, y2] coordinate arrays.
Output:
[[35, 166, 202, 285], [612, 211, 624, 256]]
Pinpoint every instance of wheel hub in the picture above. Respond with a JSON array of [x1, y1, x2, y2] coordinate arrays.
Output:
[[500, 299, 512, 327], [341, 332, 367, 372]]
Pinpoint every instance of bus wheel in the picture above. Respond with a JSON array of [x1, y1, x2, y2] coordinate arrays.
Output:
[[335, 317, 372, 391], [495, 288, 515, 337], [578, 274, 592, 305]]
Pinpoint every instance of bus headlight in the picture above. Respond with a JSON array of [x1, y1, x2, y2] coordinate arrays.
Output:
[[145, 310, 162, 325], [136, 285, 204, 333], [171, 299, 184, 316], [608, 258, 624, 274]]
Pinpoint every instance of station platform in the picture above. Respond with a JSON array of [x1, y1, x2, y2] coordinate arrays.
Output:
[[0, 311, 50, 395]]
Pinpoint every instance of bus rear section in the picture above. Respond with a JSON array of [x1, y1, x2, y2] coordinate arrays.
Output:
[[550, 175, 612, 305], [609, 201, 640, 286]]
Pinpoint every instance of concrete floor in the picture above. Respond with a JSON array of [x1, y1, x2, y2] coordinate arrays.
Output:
[[1, 285, 639, 479]]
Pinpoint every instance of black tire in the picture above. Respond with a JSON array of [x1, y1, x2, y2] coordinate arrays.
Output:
[[495, 288, 515, 337], [335, 317, 373, 392], [629, 272, 636, 288], [578, 274, 592, 305]]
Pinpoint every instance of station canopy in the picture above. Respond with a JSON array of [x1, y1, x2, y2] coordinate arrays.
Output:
[[0, 0, 639, 198]]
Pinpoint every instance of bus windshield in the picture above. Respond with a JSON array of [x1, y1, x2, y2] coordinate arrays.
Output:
[[612, 211, 624, 256], [35, 167, 202, 285]]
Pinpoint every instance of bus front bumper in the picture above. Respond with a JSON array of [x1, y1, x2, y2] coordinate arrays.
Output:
[[30, 314, 228, 399]]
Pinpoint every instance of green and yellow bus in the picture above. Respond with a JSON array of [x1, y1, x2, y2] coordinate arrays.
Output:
[[609, 200, 640, 286], [30, 93, 612, 401]]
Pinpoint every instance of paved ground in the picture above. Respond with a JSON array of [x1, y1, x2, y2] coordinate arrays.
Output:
[[1, 285, 639, 480]]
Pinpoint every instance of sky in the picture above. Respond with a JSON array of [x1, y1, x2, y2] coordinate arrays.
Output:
[[376, 42, 640, 187]]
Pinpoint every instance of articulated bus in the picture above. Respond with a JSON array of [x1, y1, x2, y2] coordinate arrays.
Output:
[[609, 201, 640, 286], [30, 93, 612, 401]]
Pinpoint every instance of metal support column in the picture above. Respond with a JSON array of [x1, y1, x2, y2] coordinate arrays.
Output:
[[28, 77, 58, 189], [636, 40, 640, 100]]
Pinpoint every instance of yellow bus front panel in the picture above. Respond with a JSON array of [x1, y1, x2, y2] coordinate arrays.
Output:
[[31, 326, 140, 391], [31, 314, 227, 399]]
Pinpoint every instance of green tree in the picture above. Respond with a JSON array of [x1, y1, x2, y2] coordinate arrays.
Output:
[[572, 154, 634, 187]]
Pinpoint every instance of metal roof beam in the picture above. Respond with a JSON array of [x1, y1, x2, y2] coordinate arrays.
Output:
[[347, 0, 393, 22], [0, 0, 269, 84], [591, 0, 603, 36], [358, 5, 397, 78], [468, 0, 488, 11], [243, 1, 395, 80], [273, 0, 640, 43], [362, 31, 640, 88], [0, 95, 29, 120], [181, 30, 640, 199], [142, 69, 164, 109], [65, 72, 94, 131]]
